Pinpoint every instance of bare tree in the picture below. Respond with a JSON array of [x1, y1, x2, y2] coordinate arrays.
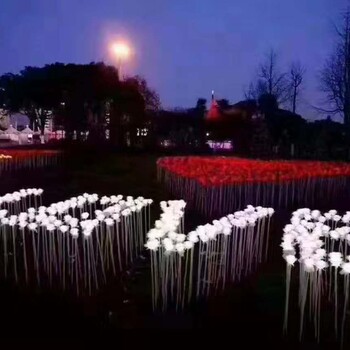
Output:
[[246, 49, 289, 105], [288, 62, 305, 113], [244, 80, 266, 100], [244, 82, 257, 100], [320, 8, 350, 127]]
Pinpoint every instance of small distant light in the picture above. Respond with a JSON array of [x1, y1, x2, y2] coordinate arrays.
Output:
[[206, 132, 210, 137], [60, 102, 65, 106]]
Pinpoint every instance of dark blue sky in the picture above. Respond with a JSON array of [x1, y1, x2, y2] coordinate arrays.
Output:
[[0, 0, 348, 119]]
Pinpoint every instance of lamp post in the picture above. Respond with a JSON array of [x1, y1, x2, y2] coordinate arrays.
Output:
[[110, 42, 131, 79], [109, 41, 132, 146]]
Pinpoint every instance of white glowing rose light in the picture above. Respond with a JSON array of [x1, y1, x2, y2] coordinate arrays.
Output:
[[285, 255, 297, 266]]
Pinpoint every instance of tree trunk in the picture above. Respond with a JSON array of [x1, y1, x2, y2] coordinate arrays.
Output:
[[87, 109, 105, 144], [292, 86, 297, 114], [39, 112, 47, 136], [109, 104, 125, 148]]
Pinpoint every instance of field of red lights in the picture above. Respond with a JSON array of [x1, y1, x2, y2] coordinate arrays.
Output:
[[157, 157, 350, 216]]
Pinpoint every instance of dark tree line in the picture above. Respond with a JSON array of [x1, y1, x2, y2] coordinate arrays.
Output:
[[0, 62, 160, 147]]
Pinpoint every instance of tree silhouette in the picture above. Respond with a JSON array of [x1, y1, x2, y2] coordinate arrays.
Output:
[[196, 98, 207, 111], [0, 63, 158, 147], [110, 76, 159, 148], [217, 99, 230, 109], [247, 49, 289, 104], [288, 61, 305, 114], [320, 8, 350, 129], [258, 93, 278, 117], [0, 67, 63, 134]]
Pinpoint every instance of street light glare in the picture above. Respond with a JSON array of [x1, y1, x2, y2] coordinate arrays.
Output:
[[111, 42, 131, 60]]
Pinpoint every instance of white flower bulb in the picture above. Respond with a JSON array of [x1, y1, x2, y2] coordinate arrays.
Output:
[[175, 243, 185, 254], [81, 212, 89, 220], [59, 225, 69, 233], [199, 233, 209, 243], [83, 229, 92, 237], [176, 234, 186, 243], [48, 215, 56, 223], [206, 229, 217, 240], [329, 252, 343, 268], [54, 220, 62, 228], [0, 210, 8, 219], [303, 258, 315, 272], [222, 227, 231, 236], [164, 242, 175, 253], [147, 229, 158, 240], [285, 255, 297, 266], [46, 223, 56, 232], [184, 241, 194, 250], [145, 239, 160, 251], [104, 218, 114, 226], [1, 218, 9, 225], [70, 228, 79, 237], [188, 233, 199, 243], [18, 221, 27, 230], [168, 231, 178, 240], [64, 215, 72, 224], [341, 262, 350, 274], [315, 259, 328, 270], [330, 230, 340, 240], [28, 222, 38, 231], [70, 218, 79, 228], [155, 220, 163, 229], [112, 213, 120, 221], [97, 214, 105, 222]]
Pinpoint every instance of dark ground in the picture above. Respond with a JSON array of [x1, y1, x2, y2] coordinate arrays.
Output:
[[0, 150, 348, 348]]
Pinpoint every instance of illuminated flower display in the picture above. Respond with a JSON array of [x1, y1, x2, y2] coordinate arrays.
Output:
[[0, 189, 153, 295], [157, 157, 350, 216], [146, 200, 274, 311], [0, 150, 63, 173], [282, 208, 350, 344]]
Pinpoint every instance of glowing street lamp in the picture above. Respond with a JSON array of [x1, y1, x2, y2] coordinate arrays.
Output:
[[110, 42, 131, 78]]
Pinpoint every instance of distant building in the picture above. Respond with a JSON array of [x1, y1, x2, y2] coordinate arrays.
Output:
[[152, 108, 205, 149], [207, 98, 258, 122], [0, 109, 62, 144], [206, 97, 258, 154], [10, 113, 31, 131], [0, 110, 32, 131]]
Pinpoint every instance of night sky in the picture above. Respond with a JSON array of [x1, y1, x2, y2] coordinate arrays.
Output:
[[0, 0, 348, 119]]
